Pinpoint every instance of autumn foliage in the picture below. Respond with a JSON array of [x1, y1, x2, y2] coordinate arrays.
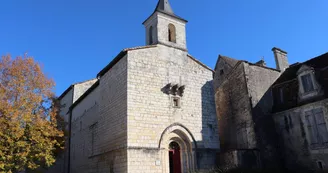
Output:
[[0, 54, 64, 172]]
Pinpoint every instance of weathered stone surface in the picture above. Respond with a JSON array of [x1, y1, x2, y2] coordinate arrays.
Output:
[[70, 56, 128, 173], [274, 99, 328, 171], [214, 60, 282, 169]]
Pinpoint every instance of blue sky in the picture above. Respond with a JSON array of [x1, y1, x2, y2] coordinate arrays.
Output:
[[1, 0, 327, 96]]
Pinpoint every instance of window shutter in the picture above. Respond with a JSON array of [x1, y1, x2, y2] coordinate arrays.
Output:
[[305, 111, 318, 144], [301, 74, 314, 92], [314, 109, 328, 143]]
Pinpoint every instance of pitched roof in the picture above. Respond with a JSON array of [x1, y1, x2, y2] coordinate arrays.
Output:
[[220, 55, 239, 68], [214, 55, 239, 71], [57, 78, 97, 100], [187, 54, 214, 72], [274, 52, 328, 85], [97, 45, 157, 77], [97, 44, 213, 78]]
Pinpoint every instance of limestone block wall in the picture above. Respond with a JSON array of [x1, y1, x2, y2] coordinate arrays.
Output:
[[243, 64, 282, 168], [214, 63, 255, 151], [70, 56, 128, 173], [274, 99, 328, 171], [144, 15, 158, 45], [156, 13, 187, 50], [60, 89, 73, 124], [126, 45, 219, 172], [213, 58, 236, 91], [60, 89, 73, 173], [144, 13, 187, 50], [244, 64, 280, 109]]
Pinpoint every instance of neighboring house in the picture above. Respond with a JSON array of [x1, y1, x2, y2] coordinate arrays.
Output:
[[213, 48, 287, 170], [58, 0, 220, 172], [214, 47, 328, 172], [272, 52, 328, 171]]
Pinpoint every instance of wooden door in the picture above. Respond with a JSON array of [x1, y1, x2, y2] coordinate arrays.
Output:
[[169, 148, 181, 173]]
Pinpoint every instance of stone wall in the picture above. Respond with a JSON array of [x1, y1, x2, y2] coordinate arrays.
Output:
[[244, 64, 282, 168], [213, 58, 235, 92], [70, 56, 128, 173], [144, 12, 187, 50], [156, 13, 187, 50], [214, 61, 283, 169], [214, 63, 255, 151], [274, 99, 328, 171], [126, 44, 219, 172]]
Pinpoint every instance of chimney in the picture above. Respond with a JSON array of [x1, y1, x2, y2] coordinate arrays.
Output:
[[272, 47, 289, 72], [255, 59, 266, 67]]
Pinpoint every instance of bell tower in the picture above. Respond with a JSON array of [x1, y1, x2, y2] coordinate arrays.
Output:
[[143, 0, 188, 51]]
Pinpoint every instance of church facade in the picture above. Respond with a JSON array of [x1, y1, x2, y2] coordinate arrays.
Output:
[[58, 0, 220, 172]]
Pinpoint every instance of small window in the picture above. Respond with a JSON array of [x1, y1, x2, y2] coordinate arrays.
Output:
[[220, 69, 224, 75], [89, 122, 98, 156], [301, 74, 314, 93], [172, 97, 180, 108], [168, 24, 176, 43], [317, 161, 325, 169]]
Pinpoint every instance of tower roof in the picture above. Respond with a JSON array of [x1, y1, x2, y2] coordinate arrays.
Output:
[[143, 0, 187, 24], [155, 0, 174, 15]]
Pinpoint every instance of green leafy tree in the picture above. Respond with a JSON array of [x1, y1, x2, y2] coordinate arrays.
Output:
[[0, 54, 64, 173]]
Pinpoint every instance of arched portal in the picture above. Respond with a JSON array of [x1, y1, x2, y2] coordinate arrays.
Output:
[[159, 123, 197, 173]]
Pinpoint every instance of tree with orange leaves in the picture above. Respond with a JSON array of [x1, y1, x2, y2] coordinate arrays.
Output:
[[0, 54, 64, 173]]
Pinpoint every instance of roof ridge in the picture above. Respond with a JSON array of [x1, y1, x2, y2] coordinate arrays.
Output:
[[72, 78, 97, 85], [123, 45, 157, 51], [187, 54, 213, 72]]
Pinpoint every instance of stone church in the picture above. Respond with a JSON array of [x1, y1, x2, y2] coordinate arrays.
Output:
[[55, 0, 328, 172], [58, 0, 220, 172]]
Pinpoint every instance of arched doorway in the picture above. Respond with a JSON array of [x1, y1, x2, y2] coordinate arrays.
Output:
[[159, 123, 197, 173], [169, 142, 181, 173]]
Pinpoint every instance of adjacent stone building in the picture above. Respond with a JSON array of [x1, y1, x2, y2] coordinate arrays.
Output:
[[213, 48, 328, 171], [272, 52, 328, 171], [58, 0, 220, 172], [213, 48, 285, 170]]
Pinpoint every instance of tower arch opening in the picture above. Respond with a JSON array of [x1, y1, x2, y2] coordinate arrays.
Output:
[[149, 26, 154, 44], [168, 24, 176, 43]]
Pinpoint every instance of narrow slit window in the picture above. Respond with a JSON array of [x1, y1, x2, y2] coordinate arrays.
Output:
[[172, 97, 180, 108]]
